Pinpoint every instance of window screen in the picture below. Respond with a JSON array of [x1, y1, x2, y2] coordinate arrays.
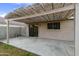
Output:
[[47, 22, 60, 29]]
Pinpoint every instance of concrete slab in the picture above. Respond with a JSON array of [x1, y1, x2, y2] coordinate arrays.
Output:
[[0, 37, 74, 56]]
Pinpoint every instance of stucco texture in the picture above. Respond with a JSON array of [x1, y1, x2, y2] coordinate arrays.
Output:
[[38, 20, 74, 41]]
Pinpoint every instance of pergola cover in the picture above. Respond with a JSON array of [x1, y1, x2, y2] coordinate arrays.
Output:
[[5, 3, 75, 24]]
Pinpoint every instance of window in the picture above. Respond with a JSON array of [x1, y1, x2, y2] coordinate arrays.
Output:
[[47, 22, 60, 29]]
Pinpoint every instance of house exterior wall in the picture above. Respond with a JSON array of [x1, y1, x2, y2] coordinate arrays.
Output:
[[38, 20, 74, 41]]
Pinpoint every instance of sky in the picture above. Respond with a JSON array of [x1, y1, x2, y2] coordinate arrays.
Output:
[[0, 3, 32, 17]]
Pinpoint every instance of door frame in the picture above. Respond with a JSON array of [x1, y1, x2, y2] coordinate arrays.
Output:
[[29, 24, 38, 37]]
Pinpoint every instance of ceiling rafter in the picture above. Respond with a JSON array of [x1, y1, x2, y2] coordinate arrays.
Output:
[[40, 3, 51, 21], [21, 6, 44, 22], [47, 3, 54, 20], [14, 8, 28, 17], [23, 7, 35, 15], [53, 3, 65, 20], [22, 7, 36, 22], [12, 12, 21, 17], [13, 11, 24, 17], [51, 3, 55, 20], [67, 10, 74, 18], [64, 9, 74, 19], [30, 4, 46, 21], [58, 3, 65, 19]]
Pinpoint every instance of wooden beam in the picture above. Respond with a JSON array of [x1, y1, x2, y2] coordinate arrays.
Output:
[[8, 5, 74, 21], [23, 18, 73, 24], [67, 10, 74, 18]]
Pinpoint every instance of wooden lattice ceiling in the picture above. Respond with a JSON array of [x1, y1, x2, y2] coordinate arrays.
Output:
[[5, 3, 75, 24]]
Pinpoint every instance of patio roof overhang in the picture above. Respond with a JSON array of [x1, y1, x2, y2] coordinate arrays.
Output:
[[5, 3, 75, 24]]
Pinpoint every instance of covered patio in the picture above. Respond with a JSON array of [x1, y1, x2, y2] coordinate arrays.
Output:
[[5, 3, 75, 42], [0, 37, 74, 56], [1, 3, 75, 56]]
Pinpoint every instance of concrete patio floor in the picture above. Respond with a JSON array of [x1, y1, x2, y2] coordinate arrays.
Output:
[[0, 37, 74, 56]]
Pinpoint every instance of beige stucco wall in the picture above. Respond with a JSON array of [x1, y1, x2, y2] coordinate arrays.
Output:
[[38, 20, 74, 41]]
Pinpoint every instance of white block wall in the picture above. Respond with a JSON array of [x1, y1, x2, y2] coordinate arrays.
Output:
[[0, 27, 21, 39]]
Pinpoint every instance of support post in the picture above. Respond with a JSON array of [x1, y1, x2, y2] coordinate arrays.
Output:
[[25, 24, 27, 37], [25, 25, 27, 37], [6, 20, 9, 43], [26, 24, 29, 37]]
